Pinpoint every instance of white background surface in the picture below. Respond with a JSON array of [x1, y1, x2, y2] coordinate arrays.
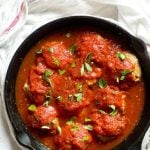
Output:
[[0, 0, 150, 149]]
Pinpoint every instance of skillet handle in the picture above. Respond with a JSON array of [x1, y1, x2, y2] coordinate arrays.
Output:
[[15, 131, 47, 150]]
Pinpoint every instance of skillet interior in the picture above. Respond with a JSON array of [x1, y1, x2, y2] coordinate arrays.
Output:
[[4, 16, 150, 150]]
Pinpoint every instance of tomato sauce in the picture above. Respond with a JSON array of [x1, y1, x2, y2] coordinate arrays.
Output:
[[16, 29, 145, 150]]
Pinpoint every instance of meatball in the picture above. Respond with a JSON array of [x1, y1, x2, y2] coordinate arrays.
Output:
[[76, 31, 108, 62], [90, 111, 126, 140], [29, 66, 48, 104], [95, 86, 126, 113], [28, 106, 59, 133], [50, 74, 93, 114], [56, 87, 93, 114], [55, 123, 92, 150], [42, 41, 73, 69]]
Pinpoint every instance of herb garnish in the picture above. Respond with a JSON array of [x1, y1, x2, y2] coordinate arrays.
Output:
[[76, 83, 82, 92], [117, 51, 126, 60], [84, 118, 92, 122], [69, 44, 76, 54], [71, 61, 76, 68], [85, 52, 93, 64], [109, 105, 118, 116], [52, 56, 60, 66], [48, 47, 54, 53], [43, 70, 53, 85], [81, 136, 89, 142], [74, 93, 82, 102], [58, 69, 66, 75], [28, 104, 37, 112], [120, 70, 132, 80], [65, 33, 71, 38], [98, 78, 107, 88], [36, 49, 42, 54], [71, 125, 79, 132], [84, 125, 93, 131], [56, 96, 63, 102], [84, 62, 92, 72]]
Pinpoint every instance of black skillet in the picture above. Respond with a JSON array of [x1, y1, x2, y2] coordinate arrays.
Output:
[[4, 16, 150, 150]]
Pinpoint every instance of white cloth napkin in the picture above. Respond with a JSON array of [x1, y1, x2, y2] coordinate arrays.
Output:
[[0, 0, 150, 150]]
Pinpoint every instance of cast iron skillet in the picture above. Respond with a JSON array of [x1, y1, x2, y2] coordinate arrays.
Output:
[[4, 16, 150, 150]]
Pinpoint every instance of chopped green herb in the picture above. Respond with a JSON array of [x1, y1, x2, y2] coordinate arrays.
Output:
[[85, 52, 93, 64], [98, 109, 107, 114], [28, 104, 36, 112], [36, 49, 42, 54], [84, 125, 93, 131], [76, 83, 82, 92], [56, 96, 63, 102], [95, 100, 100, 105], [23, 82, 30, 93], [43, 70, 53, 85], [43, 101, 50, 107], [71, 61, 76, 68], [48, 47, 54, 53], [58, 69, 66, 75], [116, 77, 120, 83], [52, 118, 59, 125], [98, 78, 107, 89], [80, 64, 85, 76], [109, 105, 118, 116], [84, 118, 92, 122], [45, 90, 51, 101], [41, 126, 50, 130], [52, 56, 60, 66], [69, 44, 76, 54], [74, 93, 82, 102], [43, 70, 53, 77], [84, 62, 92, 72], [65, 32, 71, 38], [57, 126, 62, 134], [117, 51, 126, 60], [66, 116, 76, 125], [120, 70, 132, 81], [81, 136, 89, 142], [71, 125, 79, 132]]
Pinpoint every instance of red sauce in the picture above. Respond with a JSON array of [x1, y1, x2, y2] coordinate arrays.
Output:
[[16, 30, 145, 150]]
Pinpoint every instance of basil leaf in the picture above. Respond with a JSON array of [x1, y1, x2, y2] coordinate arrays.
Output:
[[84, 125, 93, 131], [84, 118, 92, 122], [28, 104, 36, 112], [56, 96, 63, 102], [81, 136, 89, 142], [71, 125, 79, 132], [65, 33, 71, 38], [117, 51, 126, 60], [57, 126, 62, 134], [98, 78, 107, 88], [66, 116, 76, 125], [120, 70, 132, 80], [41, 126, 50, 129], [52, 56, 60, 66], [98, 109, 107, 114], [76, 83, 82, 92], [84, 62, 92, 72], [36, 49, 42, 54], [80, 64, 85, 76], [58, 69, 66, 75], [43, 70, 53, 85], [109, 105, 118, 116], [48, 47, 54, 53], [74, 93, 82, 102], [71, 61, 76, 68], [52, 118, 59, 125], [69, 44, 76, 54], [85, 52, 93, 64]]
